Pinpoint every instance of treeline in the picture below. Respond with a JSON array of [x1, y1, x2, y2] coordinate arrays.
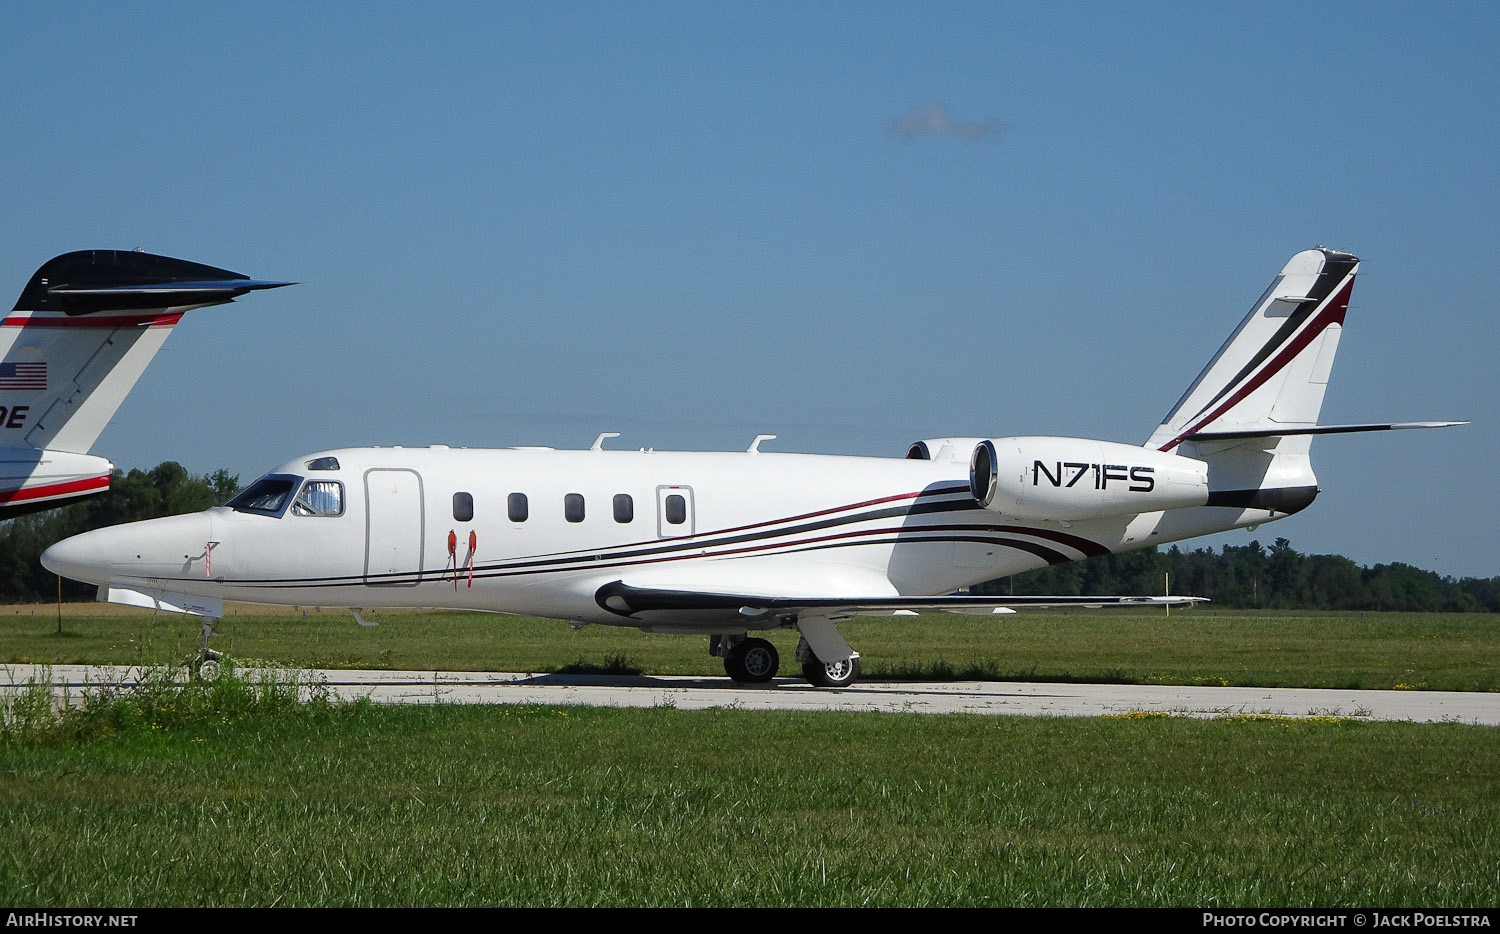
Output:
[[0, 462, 237, 603], [975, 538, 1499, 612]]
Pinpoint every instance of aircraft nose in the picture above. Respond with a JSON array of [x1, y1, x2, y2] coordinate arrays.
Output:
[[41, 530, 111, 586], [42, 514, 213, 586]]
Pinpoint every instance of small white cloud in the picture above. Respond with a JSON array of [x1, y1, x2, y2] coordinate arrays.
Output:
[[890, 102, 1007, 142]]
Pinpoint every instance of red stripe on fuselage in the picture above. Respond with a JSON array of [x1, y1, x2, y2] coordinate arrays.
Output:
[[0, 473, 111, 504], [1, 313, 184, 328], [190, 516, 1110, 591]]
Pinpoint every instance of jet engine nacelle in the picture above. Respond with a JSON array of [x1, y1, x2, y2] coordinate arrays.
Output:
[[906, 438, 991, 464], [969, 436, 1209, 521]]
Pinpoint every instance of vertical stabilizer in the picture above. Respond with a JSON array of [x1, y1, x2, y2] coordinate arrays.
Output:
[[1, 250, 291, 455], [0, 249, 291, 516], [1146, 248, 1358, 452]]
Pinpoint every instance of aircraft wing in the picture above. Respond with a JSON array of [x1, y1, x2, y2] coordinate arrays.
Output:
[[594, 580, 1204, 626]]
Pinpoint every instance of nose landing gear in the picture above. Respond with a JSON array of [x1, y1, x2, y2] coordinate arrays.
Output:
[[191, 614, 224, 680]]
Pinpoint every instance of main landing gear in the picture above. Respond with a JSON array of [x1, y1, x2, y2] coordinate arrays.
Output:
[[800, 650, 860, 688], [710, 632, 861, 688], [720, 636, 779, 683]]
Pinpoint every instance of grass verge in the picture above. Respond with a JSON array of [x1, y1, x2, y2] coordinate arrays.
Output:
[[2, 660, 340, 748], [3, 605, 1497, 691], [1, 666, 1496, 906]]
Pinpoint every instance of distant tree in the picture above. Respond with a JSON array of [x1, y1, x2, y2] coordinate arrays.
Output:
[[1305, 553, 1363, 609], [987, 538, 1498, 612], [0, 462, 238, 604]]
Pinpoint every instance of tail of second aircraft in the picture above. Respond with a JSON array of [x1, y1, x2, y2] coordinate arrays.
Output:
[[0, 249, 291, 516], [1144, 247, 1459, 517]]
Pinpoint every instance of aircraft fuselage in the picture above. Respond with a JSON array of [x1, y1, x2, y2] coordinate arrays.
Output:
[[41, 442, 1272, 628]]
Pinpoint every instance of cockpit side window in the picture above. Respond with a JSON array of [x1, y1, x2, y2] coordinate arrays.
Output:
[[226, 474, 301, 517], [292, 480, 345, 517]]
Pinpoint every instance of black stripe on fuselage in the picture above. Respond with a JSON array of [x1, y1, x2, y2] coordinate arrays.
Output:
[[219, 531, 1080, 591], [159, 492, 1113, 591], [223, 487, 976, 586], [225, 521, 1100, 590]]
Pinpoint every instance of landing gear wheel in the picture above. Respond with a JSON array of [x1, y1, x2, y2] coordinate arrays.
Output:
[[193, 650, 224, 681], [191, 614, 223, 680], [802, 654, 860, 688], [724, 638, 779, 683]]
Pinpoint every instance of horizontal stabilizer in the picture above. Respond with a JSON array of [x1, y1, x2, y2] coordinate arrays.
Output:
[[13, 250, 296, 315], [1189, 420, 1467, 441], [48, 279, 292, 306]]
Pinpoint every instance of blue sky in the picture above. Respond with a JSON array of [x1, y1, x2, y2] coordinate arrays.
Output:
[[2, 2, 1494, 577]]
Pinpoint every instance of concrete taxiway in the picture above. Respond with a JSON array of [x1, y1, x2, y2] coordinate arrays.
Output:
[[5, 664, 1498, 724]]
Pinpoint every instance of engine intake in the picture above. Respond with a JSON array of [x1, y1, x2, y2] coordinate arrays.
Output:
[[906, 438, 991, 463]]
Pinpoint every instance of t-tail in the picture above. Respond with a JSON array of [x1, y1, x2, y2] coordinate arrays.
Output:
[[1145, 247, 1462, 517], [0, 249, 292, 517]]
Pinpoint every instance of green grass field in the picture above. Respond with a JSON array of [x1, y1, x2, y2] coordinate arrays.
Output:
[[4, 605, 1498, 906], [2, 669, 1497, 907], [3, 603, 1497, 691]]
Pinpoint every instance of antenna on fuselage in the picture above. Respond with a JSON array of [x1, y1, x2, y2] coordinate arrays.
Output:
[[590, 432, 621, 451]]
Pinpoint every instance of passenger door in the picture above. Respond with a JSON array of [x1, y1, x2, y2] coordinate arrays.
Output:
[[364, 468, 424, 586]]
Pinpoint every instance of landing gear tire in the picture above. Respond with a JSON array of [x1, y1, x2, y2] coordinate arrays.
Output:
[[193, 650, 224, 681], [724, 638, 779, 683], [802, 654, 860, 688], [192, 614, 223, 681]]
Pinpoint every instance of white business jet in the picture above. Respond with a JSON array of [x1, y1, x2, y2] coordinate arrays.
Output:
[[41, 248, 1461, 686], [1, 249, 290, 517]]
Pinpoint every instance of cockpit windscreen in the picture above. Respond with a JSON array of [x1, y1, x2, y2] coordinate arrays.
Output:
[[225, 474, 301, 517]]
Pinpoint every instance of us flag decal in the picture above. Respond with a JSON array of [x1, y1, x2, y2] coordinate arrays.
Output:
[[0, 361, 46, 390]]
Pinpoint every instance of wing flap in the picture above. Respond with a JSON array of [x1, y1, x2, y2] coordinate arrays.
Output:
[[102, 584, 222, 618], [595, 580, 1204, 626]]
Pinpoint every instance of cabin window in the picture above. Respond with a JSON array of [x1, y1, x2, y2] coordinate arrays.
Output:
[[508, 492, 528, 522], [453, 492, 474, 522], [565, 493, 585, 523], [226, 474, 300, 517], [613, 493, 633, 523], [664, 493, 687, 525], [292, 480, 345, 517]]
